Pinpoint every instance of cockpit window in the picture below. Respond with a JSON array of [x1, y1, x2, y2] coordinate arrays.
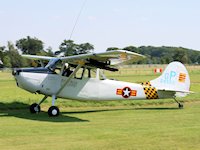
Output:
[[74, 68, 85, 79], [61, 64, 97, 79], [45, 59, 62, 74]]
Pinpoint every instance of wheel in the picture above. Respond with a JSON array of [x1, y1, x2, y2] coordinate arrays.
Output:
[[30, 103, 41, 113], [178, 103, 184, 109], [48, 106, 60, 117]]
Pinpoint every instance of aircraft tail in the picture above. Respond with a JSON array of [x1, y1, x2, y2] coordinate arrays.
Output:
[[150, 62, 191, 97]]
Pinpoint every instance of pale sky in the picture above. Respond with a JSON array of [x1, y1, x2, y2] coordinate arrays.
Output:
[[1, 0, 200, 52]]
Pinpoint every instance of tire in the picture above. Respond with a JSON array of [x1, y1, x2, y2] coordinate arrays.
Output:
[[179, 103, 184, 109], [30, 103, 41, 113], [48, 106, 60, 117]]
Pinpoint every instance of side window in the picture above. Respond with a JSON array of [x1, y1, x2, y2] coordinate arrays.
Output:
[[83, 69, 97, 78], [74, 68, 85, 79], [62, 66, 97, 79], [75, 68, 96, 79], [62, 66, 73, 77], [53, 61, 62, 74], [83, 69, 90, 78]]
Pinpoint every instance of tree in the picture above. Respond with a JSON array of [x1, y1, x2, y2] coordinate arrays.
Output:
[[16, 36, 44, 55], [106, 47, 119, 51], [77, 43, 94, 54], [58, 40, 94, 56], [59, 40, 77, 56], [123, 46, 138, 53], [173, 48, 189, 64], [0, 42, 29, 68], [0, 46, 6, 61], [46, 46, 54, 56], [7, 42, 26, 67], [2, 55, 11, 68]]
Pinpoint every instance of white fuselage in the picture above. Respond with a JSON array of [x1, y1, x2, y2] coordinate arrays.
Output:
[[15, 72, 148, 101]]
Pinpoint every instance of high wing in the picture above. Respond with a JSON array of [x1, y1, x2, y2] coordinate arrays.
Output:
[[60, 50, 144, 64], [22, 55, 55, 60], [22, 50, 145, 71]]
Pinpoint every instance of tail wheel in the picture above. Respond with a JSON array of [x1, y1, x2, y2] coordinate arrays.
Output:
[[48, 106, 60, 117], [178, 103, 184, 109], [30, 103, 41, 113]]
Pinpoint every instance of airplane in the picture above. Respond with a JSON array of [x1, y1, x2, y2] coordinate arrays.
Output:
[[12, 50, 192, 117]]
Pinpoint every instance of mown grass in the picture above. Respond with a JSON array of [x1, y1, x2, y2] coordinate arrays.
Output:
[[0, 103, 200, 150], [0, 65, 200, 150]]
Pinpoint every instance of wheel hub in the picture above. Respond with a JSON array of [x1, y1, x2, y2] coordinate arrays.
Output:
[[34, 107, 39, 112], [52, 109, 58, 115]]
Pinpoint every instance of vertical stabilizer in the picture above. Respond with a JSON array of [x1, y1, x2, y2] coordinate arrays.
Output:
[[150, 62, 190, 94]]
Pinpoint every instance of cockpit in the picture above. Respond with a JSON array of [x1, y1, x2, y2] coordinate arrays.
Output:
[[12, 58, 107, 80]]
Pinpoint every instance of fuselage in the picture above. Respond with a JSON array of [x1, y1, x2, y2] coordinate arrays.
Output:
[[14, 71, 151, 101]]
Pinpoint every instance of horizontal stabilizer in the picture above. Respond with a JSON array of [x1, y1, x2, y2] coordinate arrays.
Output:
[[157, 88, 193, 94]]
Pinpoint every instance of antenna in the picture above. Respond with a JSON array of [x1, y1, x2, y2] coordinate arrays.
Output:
[[69, 0, 87, 40]]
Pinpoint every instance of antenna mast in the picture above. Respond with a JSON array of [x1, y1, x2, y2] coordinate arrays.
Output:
[[69, 0, 87, 40]]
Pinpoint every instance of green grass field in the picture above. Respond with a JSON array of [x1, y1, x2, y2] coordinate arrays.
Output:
[[0, 66, 200, 150]]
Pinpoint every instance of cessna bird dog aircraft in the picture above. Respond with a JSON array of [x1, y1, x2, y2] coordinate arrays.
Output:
[[12, 50, 191, 116]]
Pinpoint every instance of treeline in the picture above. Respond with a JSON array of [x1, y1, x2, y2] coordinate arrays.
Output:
[[107, 46, 200, 64], [0, 36, 94, 68], [1, 36, 200, 68]]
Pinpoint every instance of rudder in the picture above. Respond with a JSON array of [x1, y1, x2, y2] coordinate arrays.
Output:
[[150, 62, 190, 94]]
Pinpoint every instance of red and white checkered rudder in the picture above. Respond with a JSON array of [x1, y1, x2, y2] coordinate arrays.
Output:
[[150, 62, 190, 97]]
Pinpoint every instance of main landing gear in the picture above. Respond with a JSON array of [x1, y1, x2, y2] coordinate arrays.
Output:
[[173, 97, 184, 109], [29, 95, 60, 117]]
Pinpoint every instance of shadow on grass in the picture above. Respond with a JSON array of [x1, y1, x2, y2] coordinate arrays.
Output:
[[61, 108, 131, 114], [0, 102, 180, 122], [135, 107, 180, 110], [61, 106, 179, 115], [0, 102, 88, 122]]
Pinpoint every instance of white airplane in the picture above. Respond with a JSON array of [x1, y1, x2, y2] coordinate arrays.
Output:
[[12, 50, 192, 116]]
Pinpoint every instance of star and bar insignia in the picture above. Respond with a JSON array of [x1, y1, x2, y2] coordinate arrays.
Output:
[[116, 87, 137, 98]]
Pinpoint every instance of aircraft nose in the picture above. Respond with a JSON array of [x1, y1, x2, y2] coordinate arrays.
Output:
[[12, 68, 22, 76]]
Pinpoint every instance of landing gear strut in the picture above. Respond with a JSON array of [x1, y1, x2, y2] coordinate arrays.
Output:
[[30, 95, 48, 113], [48, 106, 59, 116], [48, 95, 60, 117], [29, 95, 60, 116], [173, 97, 183, 109]]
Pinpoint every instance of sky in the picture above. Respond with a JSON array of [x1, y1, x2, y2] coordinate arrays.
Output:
[[1, 0, 200, 52]]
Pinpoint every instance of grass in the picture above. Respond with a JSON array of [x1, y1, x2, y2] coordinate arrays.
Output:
[[0, 65, 200, 150], [1, 104, 200, 150]]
